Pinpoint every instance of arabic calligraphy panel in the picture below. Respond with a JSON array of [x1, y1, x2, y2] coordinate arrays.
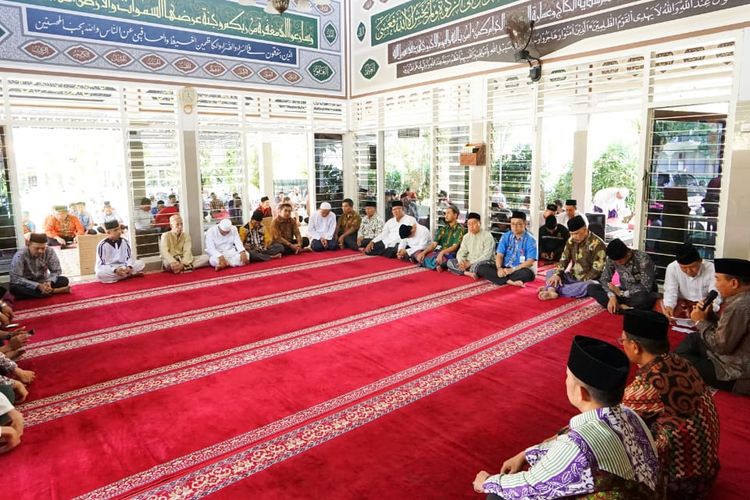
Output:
[[21, 40, 57, 60], [103, 49, 134, 68], [173, 57, 199, 74], [0, 1, 344, 94], [64, 45, 97, 64], [140, 53, 168, 71], [203, 61, 227, 77], [231, 64, 254, 79]]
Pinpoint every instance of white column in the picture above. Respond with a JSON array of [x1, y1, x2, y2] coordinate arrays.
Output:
[[720, 28, 750, 259], [571, 114, 591, 212], [468, 76, 488, 222]]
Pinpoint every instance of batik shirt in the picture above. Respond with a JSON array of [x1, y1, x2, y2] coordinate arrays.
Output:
[[0, 353, 17, 387], [357, 214, 384, 240], [697, 290, 750, 383], [243, 225, 267, 252], [10, 246, 62, 291], [434, 222, 465, 251], [336, 212, 361, 237], [483, 405, 659, 499], [555, 232, 607, 282], [599, 249, 656, 297], [0, 353, 17, 377], [622, 353, 720, 486]]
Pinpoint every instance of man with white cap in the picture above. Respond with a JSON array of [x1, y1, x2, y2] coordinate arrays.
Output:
[[95, 220, 146, 283], [308, 202, 338, 252], [205, 219, 248, 271]]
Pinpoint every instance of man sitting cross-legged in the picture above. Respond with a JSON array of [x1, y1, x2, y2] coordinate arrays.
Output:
[[677, 257, 750, 395], [538, 214, 569, 264], [538, 215, 606, 301], [662, 243, 718, 321], [308, 202, 339, 252], [414, 204, 465, 271], [476, 211, 537, 287], [587, 238, 658, 314], [9, 232, 70, 298], [364, 200, 416, 258], [243, 210, 284, 262], [446, 212, 495, 278], [44, 205, 84, 248], [271, 203, 310, 255], [95, 220, 145, 283], [396, 223, 432, 262], [356, 201, 384, 250], [159, 215, 209, 273], [620, 310, 720, 499], [205, 219, 249, 271], [335, 198, 362, 251], [473, 335, 659, 499]]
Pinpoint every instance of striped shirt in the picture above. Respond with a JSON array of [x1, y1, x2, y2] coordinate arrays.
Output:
[[483, 405, 659, 498]]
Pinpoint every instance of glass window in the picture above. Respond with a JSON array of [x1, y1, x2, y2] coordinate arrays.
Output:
[[314, 134, 344, 215], [353, 133, 377, 215], [0, 128, 18, 275], [435, 125, 470, 227], [270, 132, 310, 223], [644, 104, 727, 281], [384, 128, 431, 226]]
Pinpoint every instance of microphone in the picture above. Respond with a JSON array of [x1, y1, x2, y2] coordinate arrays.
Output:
[[701, 290, 719, 311]]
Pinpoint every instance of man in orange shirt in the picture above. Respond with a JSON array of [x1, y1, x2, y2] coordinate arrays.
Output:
[[44, 205, 84, 248]]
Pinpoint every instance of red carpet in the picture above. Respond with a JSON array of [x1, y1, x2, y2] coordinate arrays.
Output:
[[2, 252, 748, 499]]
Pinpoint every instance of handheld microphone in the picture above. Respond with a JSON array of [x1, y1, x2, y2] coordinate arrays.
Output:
[[701, 290, 719, 311]]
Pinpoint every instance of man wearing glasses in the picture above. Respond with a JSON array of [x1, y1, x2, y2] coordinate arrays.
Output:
[[476, 211, 537, 287]]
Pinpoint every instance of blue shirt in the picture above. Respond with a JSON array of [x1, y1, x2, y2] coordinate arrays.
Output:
[[496, 230, 537, 268]]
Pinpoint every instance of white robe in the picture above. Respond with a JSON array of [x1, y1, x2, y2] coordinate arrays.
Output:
[[205, 224, 247, 267], [95, 237, 145, 283]]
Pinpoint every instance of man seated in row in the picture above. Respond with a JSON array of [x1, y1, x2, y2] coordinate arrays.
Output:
[[474, 335, 659, 498], [335, 198, 361, 251], [538, 214, 569, 264], [205, 219, 249, 271], [308, 202, 338, 252], [356, 201, 384, 250], [662, 243, 718, 321], [587, 238, 658, 314], [243, 211, 284, 261], [95, 220, 146, 283], [44, 205, 84, 248], [9, 233, 70, 298], [447, 212, 495, 278], [414, 205, 464, 271], [364, 201, 416, 258], [476, 211, 537, 287], [555, 198, 588, 227], [538, 215, 606, 301], [678, 258, 750, 395], [620, 310, 720, 498], [271, 203, 310, 255], [159, 215, 209, 273], [396, 223, 432, 261]]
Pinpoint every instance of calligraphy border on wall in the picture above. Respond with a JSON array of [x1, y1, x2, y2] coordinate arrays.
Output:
[[0, 1, 344, 94]]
